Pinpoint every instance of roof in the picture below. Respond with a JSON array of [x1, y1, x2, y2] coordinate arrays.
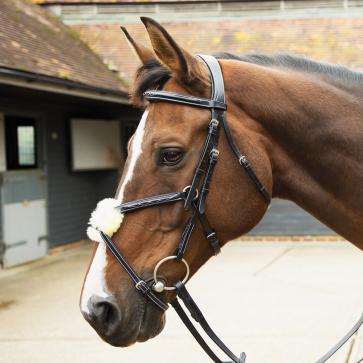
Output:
[[70, 17, 363, 85], [34, 0, 229, 3], [0, 0, 127, 93]]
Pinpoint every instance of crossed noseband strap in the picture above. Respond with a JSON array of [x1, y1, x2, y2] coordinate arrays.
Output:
[[87, 55, 270, 363]]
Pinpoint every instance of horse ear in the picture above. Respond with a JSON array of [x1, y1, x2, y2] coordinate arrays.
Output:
[[140, 17, 208, 87], [120, 26, 156, 65]]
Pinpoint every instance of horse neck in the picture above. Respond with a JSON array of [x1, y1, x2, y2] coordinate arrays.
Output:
[[224, 60, 363, 249]]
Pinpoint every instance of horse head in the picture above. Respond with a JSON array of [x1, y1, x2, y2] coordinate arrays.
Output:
[[80, 17, 272, 347]]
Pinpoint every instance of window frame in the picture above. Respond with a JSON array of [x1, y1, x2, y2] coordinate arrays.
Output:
[[5, 116, 38, 170]]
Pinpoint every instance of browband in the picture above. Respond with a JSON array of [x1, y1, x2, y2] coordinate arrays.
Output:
[[144, 90, 226, 110]]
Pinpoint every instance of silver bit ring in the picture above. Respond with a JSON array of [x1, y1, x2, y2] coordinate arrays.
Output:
[[153, 256, 190, 291]]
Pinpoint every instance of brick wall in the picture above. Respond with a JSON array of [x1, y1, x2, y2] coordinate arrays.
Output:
[[71, 16, 363, 86]]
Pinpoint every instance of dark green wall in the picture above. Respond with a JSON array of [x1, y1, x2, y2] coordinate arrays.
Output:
[[0, 84, 141, 247]]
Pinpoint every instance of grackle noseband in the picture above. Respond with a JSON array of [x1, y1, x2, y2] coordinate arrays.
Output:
[[97, 55, 362, 363]]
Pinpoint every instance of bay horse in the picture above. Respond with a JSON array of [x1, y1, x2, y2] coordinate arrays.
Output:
[[80, 17, 363, 360]]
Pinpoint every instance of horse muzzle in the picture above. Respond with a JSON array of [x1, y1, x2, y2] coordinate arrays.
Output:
[[81, 293, 165, 347]]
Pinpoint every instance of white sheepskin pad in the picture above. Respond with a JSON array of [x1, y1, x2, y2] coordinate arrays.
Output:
[[87, 198, 123, 242]]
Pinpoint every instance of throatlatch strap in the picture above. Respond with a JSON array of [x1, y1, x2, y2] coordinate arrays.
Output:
[[220, 116, 271, 204]]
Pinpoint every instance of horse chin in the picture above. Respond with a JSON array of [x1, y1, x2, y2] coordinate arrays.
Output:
[[136, 301, 166, 343], [99, 299, 166, 348]]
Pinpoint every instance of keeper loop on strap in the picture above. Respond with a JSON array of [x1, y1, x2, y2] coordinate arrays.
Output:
[[206, 231, 221, 255], [211, 148, 220, 159], [239, 155, 250, 167], [210, 119, 219, 127], [135, 280, 151, 294]]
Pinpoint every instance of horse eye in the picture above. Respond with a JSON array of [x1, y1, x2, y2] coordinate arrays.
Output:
[[159, 148, 184, 166]]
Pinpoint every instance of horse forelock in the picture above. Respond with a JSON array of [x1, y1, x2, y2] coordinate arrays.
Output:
[[130, 56, 212, 107], [131, 59, 171, 107]]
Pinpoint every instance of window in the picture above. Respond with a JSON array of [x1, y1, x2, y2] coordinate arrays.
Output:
[[70, 119, 121, 171], [5, 116, 37, 170], [17, 126, 36, 165]]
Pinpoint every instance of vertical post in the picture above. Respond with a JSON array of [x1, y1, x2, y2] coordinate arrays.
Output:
[[0, 113, 6, 172]]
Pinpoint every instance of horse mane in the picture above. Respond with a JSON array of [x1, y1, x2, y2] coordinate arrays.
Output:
[[217, 52, 363, 85], [131, 59, 171, 106], [131, 52, 363, 106]]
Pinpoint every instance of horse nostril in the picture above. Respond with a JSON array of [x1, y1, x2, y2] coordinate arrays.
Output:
[[94, 301, 109, 320], [86, 296, 122, 335]]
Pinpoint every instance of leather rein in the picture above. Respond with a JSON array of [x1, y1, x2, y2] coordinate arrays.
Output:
[[97, 55, 363, 363]]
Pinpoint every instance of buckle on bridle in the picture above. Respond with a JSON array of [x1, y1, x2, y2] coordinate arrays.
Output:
[[239, 155, 251, 167], [209, 119, 219, 136]]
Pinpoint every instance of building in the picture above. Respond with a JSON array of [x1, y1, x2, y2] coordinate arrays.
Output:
[[0, 0, 141, 267], [2, 0, 361, 267]]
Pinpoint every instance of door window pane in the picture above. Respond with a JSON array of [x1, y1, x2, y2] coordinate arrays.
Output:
[[17, 126, 35, 166]]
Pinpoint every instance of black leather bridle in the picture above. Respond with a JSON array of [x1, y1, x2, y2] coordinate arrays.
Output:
[[97, 55, 362, 363]]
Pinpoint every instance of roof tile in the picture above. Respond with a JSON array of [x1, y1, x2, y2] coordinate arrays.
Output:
[[0, 0, 126, 92], [33, 0, 216, 3]]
